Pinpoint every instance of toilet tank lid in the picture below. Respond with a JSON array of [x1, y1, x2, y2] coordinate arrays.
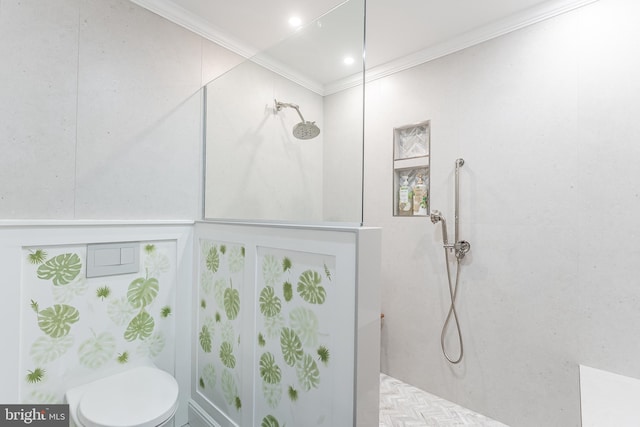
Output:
[[78, 366, 178, 427]]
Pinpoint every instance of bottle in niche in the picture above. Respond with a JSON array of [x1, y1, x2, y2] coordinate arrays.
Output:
[[398, 175, 413, 216], [413, 174, 427, 216]]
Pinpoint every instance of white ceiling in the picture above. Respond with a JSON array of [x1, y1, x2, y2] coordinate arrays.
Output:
[[131, 0, 597, 93]]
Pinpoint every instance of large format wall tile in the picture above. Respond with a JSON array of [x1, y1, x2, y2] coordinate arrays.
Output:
[[0, 0, 79, 218], [0, 0, 236, 220], [366, 1, 640, 426], [575, 0, 640, 377], [204, 60, 324, 221], [74, 0, 203, 219]]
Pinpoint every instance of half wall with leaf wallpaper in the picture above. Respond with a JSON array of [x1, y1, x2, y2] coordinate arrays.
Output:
[[19, 241, 177, 404], [253, 248, 337, 426], [196, 239, 247, 426], [191, 222, 381, 427], [0, 223, 193, 426]]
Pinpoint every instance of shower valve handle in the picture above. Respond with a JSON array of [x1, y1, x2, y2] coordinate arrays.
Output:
[[454, 240, 471, 259]]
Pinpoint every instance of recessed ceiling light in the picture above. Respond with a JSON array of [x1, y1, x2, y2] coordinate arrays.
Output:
[[343, 56, 355, 65], [289, 16, 302, 27]]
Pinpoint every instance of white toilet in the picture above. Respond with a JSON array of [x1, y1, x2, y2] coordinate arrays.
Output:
[[64, 364, 179, 427]]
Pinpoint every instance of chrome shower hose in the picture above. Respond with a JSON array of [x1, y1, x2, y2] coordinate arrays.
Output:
[[440, 246, 463, 364]]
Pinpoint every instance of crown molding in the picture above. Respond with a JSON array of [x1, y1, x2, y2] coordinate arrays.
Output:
[[250, 55, 326, 96], [363, 0, 600, 85], [324, 70, 364, 95], [131, 0, 600, 96], [130, 0, 258, 58], [131, 0, 327, 94]]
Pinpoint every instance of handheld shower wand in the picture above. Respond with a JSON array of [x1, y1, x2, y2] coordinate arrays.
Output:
[[431, 158, 471, 364], [430, 210, 448, 245]]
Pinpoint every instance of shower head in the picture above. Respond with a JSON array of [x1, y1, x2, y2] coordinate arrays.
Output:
[[275, 99, 321, 140], [292, 121, 320, 140]]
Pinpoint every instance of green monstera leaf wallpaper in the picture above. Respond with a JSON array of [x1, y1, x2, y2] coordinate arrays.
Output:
[[196, 240, 338, 426], [20, 242, 176, 404], [197, 239, 245, 425], [195, 237, 352, 427], [255, 247, 336, 427]]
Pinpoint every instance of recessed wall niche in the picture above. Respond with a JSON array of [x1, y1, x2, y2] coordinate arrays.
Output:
[[392, 121, 430, 217]]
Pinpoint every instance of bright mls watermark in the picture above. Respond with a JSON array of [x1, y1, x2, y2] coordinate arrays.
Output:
[[1, 405, 68, 426]]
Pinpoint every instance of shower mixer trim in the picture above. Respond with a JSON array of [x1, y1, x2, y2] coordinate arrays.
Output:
[[430, 209, 466, 257]]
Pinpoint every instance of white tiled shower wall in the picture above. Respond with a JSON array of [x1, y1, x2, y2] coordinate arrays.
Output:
[[365, 0, 640, 426], [0, 0, 243, 220], [203, 60, 326, 222], [0, 0, 358, 224]]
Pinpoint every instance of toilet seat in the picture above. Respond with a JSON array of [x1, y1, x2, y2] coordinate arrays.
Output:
[[76, 366, 178, 427]]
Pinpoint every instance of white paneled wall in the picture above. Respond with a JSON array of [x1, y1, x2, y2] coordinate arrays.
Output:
[[190, 222, 380, 427], [366, 0, 640, 426], [0, 221, 193, 426]]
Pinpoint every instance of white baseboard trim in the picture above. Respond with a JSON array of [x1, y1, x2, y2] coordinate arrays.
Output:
[[188, 400, 221, 427]]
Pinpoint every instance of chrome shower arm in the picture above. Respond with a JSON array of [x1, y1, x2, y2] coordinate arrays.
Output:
[[275, 100, 298, 110], [275, 99, 306, 122]]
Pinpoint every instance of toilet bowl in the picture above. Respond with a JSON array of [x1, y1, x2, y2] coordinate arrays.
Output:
[[64, 365, 179, 427]]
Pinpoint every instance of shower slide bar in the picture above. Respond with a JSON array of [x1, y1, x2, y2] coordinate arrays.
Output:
[[430, 158, 471, 364]]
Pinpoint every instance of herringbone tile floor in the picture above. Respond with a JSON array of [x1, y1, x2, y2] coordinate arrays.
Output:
[[379, 374, 510, 427]]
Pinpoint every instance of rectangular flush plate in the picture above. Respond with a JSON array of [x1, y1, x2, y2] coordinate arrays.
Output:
[[86, 242, 140, 278]]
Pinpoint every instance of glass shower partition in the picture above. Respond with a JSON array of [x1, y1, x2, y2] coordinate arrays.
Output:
[[192, 2, 377, 426], [202, 0, 365, 225]]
